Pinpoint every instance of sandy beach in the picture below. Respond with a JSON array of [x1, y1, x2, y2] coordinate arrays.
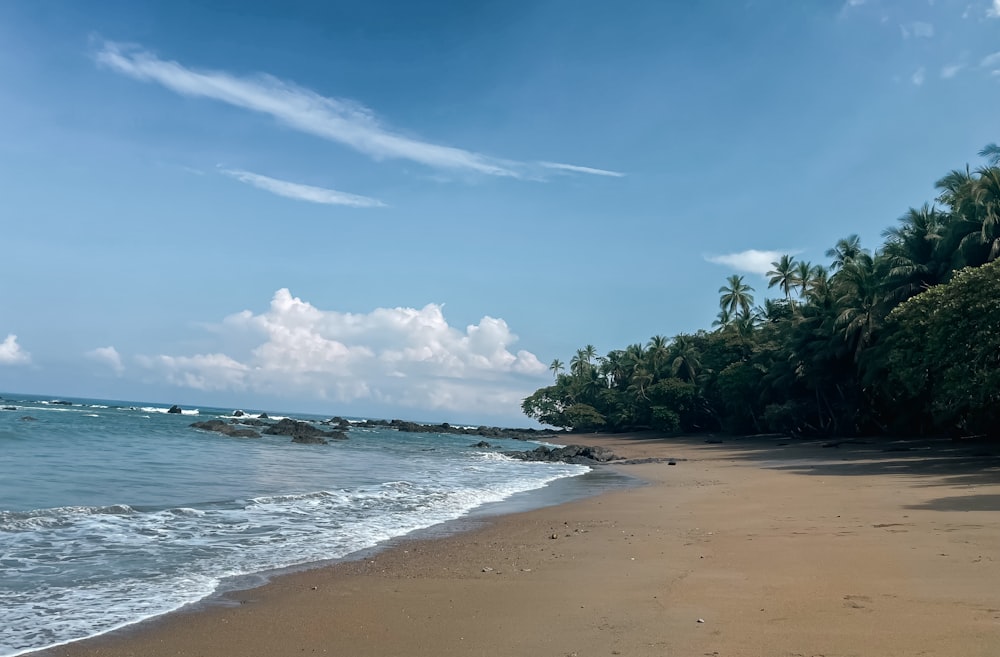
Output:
[[43, 433, 1000, 657]]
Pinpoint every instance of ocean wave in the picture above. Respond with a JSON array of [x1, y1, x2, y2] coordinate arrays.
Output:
[[138, 406, 200, 416]]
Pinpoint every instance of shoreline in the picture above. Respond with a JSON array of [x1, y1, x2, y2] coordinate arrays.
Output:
[[38, 433, 1000, 657]]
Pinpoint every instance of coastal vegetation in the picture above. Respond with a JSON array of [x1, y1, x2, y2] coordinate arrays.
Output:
[[523, 146, 1000, 438]]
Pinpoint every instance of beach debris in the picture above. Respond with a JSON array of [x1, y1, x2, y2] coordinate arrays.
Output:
[[482, 567, 494, 573], [668, 460, 677, 465], [697, 618, 705, 623], [550, 533, 559, 539]]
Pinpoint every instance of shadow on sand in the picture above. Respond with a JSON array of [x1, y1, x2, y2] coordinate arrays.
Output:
[[589, 431, 1000, 491]]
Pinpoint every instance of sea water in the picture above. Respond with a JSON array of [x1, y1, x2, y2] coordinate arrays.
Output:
[[0, 394, 592, 656]]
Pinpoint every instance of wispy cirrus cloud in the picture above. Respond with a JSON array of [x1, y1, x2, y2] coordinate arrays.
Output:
[[705, 249, 800, 276], [539, 161, 625, 178], [988, 0, 1000, 18], [900, 22, 934, 38], [221, 168, 386, 208], [0, 334, 31, 365], [95, 41, 621, 181], [941, 63, 965, 79], [981, 51, 1000, 74], [911, 67, 926, 86]]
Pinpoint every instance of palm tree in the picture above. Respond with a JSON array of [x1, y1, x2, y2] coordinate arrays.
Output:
[[826, 234, 866, 271], [969, 166, 1000, 262], [937, 165, 1000, 266], [646, 335, 670, 377], [767, 254, 797, 300], [671, 335, 701, 382], [793, 260, 814, 298], [881, 204, 946, 303], [548, 358, 565, 380], [834, 253, 887, 363], [712, 307, 733, 331], [980, 143, 1000, 166], [719, 274, 755, 317]]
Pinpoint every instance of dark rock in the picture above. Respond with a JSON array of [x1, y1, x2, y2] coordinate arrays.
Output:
[[258, 412, 269, 420], [233, 410, 244, 417], [2, 406, 16, 411], [263, 418, 347, 443], [167, 405, 183, 414], [232, 418, 266, 427], [471, 441, 492, 448], [191, 419, 260, 438], [20, 416, 37, 421], [504, 444, 620, 465], [50, 400, 73, 405], [668, 460, 677, 466], [292, 434, 329, 445]]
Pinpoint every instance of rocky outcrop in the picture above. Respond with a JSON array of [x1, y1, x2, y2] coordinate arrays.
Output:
[[503, 444, 620, 465], [263, 418, 347, 444], [356, 418, 554, 441], [167, 405, 183, 414], [471, 441, 492, 448], [190, 420, 260, 438]]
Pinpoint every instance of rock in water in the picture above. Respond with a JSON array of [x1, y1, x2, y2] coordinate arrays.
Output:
[[167, 405, 183, 414], [190, 420, 260, 438]]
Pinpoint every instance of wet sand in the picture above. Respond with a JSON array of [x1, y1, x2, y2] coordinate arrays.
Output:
[[44, 433, 1000, 657]]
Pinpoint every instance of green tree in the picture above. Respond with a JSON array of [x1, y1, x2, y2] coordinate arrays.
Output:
[[876, 260, 1000, 435], [548, 358, 565, 380], [767, 254, 797, 300], [719, 275, 755, 317]]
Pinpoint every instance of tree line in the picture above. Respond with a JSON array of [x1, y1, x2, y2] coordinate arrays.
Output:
[[522, 145, 1000, 437]]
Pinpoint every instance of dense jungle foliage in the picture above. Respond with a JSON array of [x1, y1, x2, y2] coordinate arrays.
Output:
[[523, 146, 1000, 437]]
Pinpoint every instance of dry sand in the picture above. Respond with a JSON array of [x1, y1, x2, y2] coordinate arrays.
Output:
[[43, 433, 1000, 657]]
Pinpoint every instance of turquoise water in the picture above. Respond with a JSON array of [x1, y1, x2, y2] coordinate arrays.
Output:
[[0, 394, 590, 656]]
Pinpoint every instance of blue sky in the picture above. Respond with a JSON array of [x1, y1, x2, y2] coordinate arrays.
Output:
[[1, 0, 998, 424]]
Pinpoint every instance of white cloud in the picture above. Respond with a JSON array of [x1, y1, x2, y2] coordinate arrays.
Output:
[[95, 42, 620, 181], [941, 64, 965, 78], [911, 67, 926, 85], [539, 162, 625, 178], [988, 0, 1000, 17], [221, 168, 385, 208], [900, 21, 934, 38], [0, 334, 30, 365], [137, 289, 546, 418], [705, 249, 799, 276], [86, 346, 124, 375], [981, 51, 1000, 71]]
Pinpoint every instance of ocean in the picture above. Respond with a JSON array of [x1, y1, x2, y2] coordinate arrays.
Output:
[[0, 394, 602, 657]]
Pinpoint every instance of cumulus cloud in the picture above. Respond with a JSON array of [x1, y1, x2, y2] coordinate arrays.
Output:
[[137, 289, 546, 418], [0, 334, 30, 365], [95, 42, 620, 181], [705, 249, 799, 276], [86, 346, 125, 375], [220, 168, 386, 208], [989, 0, 1000, 18]]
